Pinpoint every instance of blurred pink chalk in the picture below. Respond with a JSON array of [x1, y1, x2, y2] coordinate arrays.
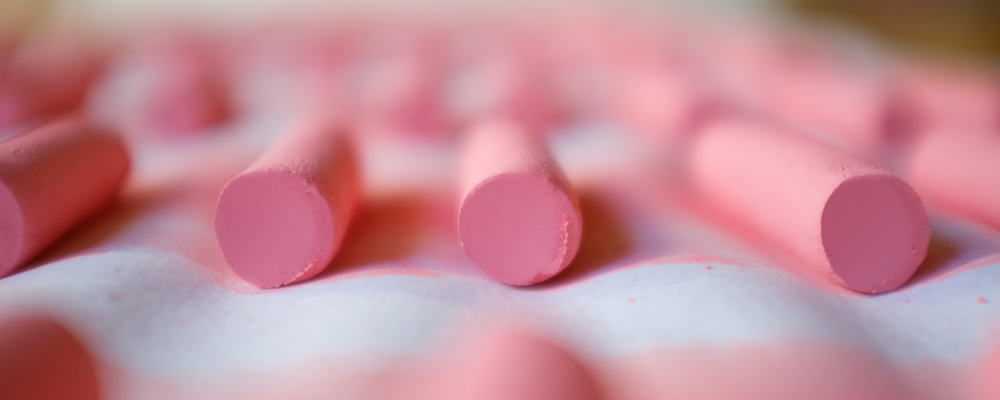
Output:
[[100, 33, 231, 137], [458, 121, 581, 285], [215, 119, 359, 288], [687, 118, 929, 293], [0, 35, 102, 129], [707, 28, 889, 160], [908, 128, 1000, 231], [350, 28, 446, 137], [0, 315, 101, 400], [614, 62, 710, 140], [420, 331, 600, 400], [0, 116, 130, 278], [445, 33, 552, 131], [894, 60, 1000, 133]]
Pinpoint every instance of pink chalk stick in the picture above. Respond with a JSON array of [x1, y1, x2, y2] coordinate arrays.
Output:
[[142, 52, 229, 136], [615, 63, 708, 140], [0, 116, 129, 278], [0, 315, 101, 400], [457, 121, 581, 285], [446, 37, 550, 131], [130, 35, 230, 136], [894, 61, 1000, 132], [437, 332, 600, 400], [0, 36, 101, 129], [687, 118, 930, 293], [351, 32, 445, 136], [215, 120, 359, 288], [907, 129, 1000, 230]]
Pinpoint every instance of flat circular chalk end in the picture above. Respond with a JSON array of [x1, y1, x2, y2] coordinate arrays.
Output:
[[822, 175, 930, 293], [458, 173, 581, 286], [0, 182, 24, 278], [215, 171, 335, 288]]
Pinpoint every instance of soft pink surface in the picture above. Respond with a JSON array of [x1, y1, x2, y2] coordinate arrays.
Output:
[[0, 315, 101, 400], [687, 118, 929, 293], [0, 116, 129, 277], [458, 121, 581, 285], [909, 129, 1000, 231], [215, 120, 359, 288]]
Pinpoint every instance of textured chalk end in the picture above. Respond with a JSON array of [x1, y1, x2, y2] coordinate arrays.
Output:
[[215, 171, 335, 288], [821, 175, 930, 293], [458, 172, 581, 286]]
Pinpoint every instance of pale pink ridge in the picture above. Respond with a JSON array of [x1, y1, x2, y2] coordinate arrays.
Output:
[[908, 128, 1000, 231], [214, 119, 359, 288], [687, 117, 930, 293], [457, 121, 582, 285], [0, 116, 130, 277]]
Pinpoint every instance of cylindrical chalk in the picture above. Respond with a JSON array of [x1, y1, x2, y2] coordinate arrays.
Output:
[[0, 315, 101, 400], [351, 32, 444, 136], [141, 49, 229, 136], [687, 118, 930, 293], [215, 120, 359, 288], [446, 37, 551, 131], [908, 129, 1000, 230], [437, 332, 600, 400], [0, 36, 101, 129], [0, 116, 129, 278], [457, 121, 581, 285], [894, 61, 1000, 132]]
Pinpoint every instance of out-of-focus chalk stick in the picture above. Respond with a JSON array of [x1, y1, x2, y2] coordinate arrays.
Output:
[[907, 128, 1000, 230], [436, 331, 601, 400], [0, 315, 101, 400]]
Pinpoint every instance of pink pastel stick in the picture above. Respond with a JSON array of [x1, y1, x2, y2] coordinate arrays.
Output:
[[446, 37, 551, 131], [0, 315, 101, 400], [0, 116, 129, 278], [457, 121, 581, 285], [215, 120, 359, 288], [142, 50, 229, 135], [0, 35, 101, 129], [687, 118, 930, 293], [614, 63, 709, 140], [907, 128, 1000, 230], [351, 31, 444, 136], [894, 61, 1000, 132], [131, 35, 230, 136], [433, 332, 600, 400]]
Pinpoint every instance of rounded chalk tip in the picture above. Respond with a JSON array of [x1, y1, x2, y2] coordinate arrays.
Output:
[[458, 172, 582, 286], [215, 171, 336, 288], [821, 175, 930, 293], [0, 181, 25, 278]]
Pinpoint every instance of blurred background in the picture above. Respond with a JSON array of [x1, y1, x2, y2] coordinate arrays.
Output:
[[2, 0, 999, 62]]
